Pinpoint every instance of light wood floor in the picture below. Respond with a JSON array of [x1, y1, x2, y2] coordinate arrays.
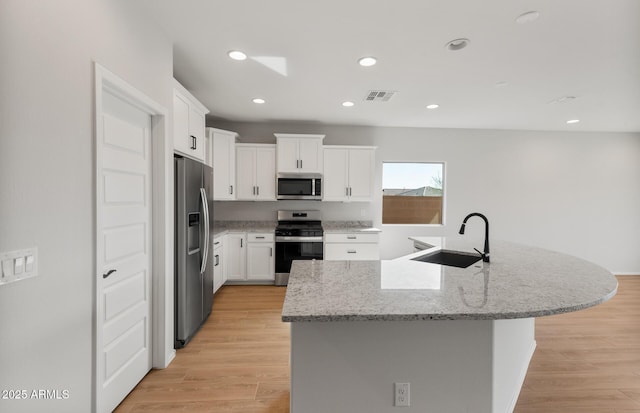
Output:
[[115, 276, 640, 413]]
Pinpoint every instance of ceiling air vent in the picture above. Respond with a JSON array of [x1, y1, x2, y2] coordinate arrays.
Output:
[[365, 90, 397, 102]]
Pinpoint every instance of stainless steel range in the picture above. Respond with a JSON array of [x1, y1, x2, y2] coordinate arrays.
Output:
[[274, 210, 323, 286]]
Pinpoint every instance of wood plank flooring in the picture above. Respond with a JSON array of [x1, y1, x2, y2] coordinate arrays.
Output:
[[115, 276, 640, 413]]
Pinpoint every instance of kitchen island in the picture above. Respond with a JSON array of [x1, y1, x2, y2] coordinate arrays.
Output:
[[282, 239, 617, 413]]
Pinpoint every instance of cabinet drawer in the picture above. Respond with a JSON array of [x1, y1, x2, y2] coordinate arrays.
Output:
[[324, 243, 380, 261], [247, 233, 274, 243], [324, 233, 379, 244]]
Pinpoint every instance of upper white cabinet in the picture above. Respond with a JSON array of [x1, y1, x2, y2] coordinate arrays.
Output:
[[323, 146, 376, 202], [173, 79, 209, 163], [210, 127, 238, 200], [236, 144, 276, 201], [275, 133, 324, 173]]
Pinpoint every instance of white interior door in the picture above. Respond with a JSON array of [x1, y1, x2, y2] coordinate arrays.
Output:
[[97, 89, 152, 413]]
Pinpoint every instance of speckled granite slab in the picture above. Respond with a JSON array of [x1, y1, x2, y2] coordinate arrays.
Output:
[[323, 221, 381, 233], [282, 239, 618, 322], [212, 221, 276, 237]]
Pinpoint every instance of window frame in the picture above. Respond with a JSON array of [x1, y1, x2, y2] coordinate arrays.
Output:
[[381, 161, 447, 227]]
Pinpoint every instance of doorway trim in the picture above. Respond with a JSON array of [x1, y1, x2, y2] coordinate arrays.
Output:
[[94, 63, 173, 412]]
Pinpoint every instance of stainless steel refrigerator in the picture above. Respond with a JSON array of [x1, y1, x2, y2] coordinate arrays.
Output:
[[174, 155, 214, 349]]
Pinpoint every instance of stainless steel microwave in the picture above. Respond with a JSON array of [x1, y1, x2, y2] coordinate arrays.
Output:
[[277, 173, 322, 200]]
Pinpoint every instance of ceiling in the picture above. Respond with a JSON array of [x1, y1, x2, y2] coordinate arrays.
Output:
[[140, 0, 640, 132]]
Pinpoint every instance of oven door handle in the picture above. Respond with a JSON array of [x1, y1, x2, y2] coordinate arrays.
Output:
[[275, 236, 324, 242]]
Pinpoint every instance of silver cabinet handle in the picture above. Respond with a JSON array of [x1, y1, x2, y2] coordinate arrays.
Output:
[[240, 238, 243, 248], [347, 250, 357, 254], [347, 236, 357, 240], [190, 135, 197, 150], [230, 185, 233, 195], [256, 186, 259, 196], [256, 236, 265, 239], [346, 187, 349, 196], [103, 269, 117, 279], [214, 254, 220, 266], [270, 247, 273, 257]]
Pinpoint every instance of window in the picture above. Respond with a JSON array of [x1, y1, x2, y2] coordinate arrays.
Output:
[[382, 162, 444, 224]]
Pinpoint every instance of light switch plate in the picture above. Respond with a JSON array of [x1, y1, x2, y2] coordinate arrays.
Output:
[[0, 247, 38, 286]]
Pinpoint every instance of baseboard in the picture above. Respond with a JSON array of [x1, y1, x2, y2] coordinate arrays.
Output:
[[506, 340, 537, 413], [614, 272, 640, 276]]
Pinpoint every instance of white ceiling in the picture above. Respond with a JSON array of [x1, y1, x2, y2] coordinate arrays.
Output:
[[140, 0, 640, 132]]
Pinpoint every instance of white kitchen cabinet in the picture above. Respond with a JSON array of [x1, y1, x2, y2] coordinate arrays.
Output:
[[210, 127, 238, 200], [212, 236, 225, 293], [236, 144, 276, 201], [224, 232, 246, 281], [173, 79, 209, 163], [323, 146, 376, 202], [324, 232, 380, 261], [275, 133, 324, 173], [246, 233, 275, 281], [224, 232, 275, 283]]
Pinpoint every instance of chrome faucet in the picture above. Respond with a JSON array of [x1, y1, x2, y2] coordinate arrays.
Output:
[[458, 212, 490, 263]]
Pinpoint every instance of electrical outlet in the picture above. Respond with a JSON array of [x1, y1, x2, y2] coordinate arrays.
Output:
[[394, 382, 410, 407]]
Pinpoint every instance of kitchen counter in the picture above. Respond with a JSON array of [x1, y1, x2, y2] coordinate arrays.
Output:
[[212, 220, 276, 237], [282, 239, 617, 322], [283, 238, 618, 413], [322, 221, 381, 233]]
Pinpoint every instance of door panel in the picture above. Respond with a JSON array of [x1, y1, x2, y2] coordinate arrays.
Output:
[[98, 90, 152, 413]]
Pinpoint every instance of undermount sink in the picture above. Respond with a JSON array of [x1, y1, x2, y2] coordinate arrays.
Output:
[[411, 249, 482, 268]]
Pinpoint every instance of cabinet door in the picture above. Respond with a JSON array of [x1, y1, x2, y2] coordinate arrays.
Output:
[[347, 148, 375, 201], [322, 148, 349, 201], [236, 146, 256, 200], [255, 147, 276, 200], [225, 233, 246, 280], [276, 138, 300, 173], [173, 92, 190, 155], [247, 243, 275, 281], [213, 243, 223, 293], [298, 138, 322, 172], [213, 133, 236, 200], [188, 106, 206, 161]]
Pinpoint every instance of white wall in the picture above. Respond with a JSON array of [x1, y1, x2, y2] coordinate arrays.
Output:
[[211, 120, 640, 273], [0, 1, 172, 412]]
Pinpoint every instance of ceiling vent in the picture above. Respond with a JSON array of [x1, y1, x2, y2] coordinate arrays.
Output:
[[365, 90, 397, 102]]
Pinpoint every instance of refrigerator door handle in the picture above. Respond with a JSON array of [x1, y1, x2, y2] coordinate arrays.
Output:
[[199, 188, 210, 274]]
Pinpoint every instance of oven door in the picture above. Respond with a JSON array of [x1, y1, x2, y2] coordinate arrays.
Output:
[[275, 237, 324, 274]]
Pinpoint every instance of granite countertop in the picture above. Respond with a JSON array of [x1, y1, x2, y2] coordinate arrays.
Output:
[[282, 239, 618, 322], [212, 221, 277, 237], [322, 221, 382, 233]]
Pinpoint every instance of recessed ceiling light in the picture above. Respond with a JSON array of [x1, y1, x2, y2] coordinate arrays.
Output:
[[566, 119, 580, 124], [228, 50, 247, 61], [495, 81, 509, 87], [252, 98, 265, 104], [342, 101, 355, 107], [516, 11, 540, 24], [445, 38, 470, 51], [358, 57, 377, 67], [426, 104, 439, 109]]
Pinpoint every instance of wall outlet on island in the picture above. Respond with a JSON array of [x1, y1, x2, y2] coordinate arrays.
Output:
[[394, 382, 410, 407]]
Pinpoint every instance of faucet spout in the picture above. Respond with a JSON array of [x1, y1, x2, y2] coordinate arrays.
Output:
[[458, 212, 490, 263]]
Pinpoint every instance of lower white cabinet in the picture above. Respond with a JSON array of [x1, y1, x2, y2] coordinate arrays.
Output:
[[246, 233, 275, 281], [225, 232, 246, 281], [324, 232, 380, 261], [212, 236, 225, 293], [224, 232, 274, 283]]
